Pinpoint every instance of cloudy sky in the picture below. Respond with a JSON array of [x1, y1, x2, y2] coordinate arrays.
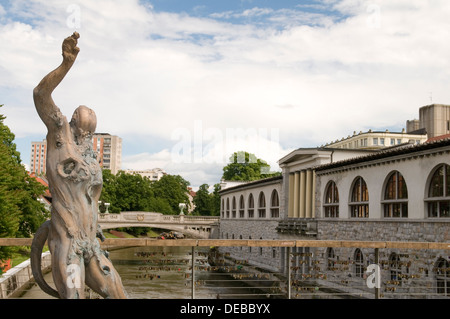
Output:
[[1, 0, 450, 190]]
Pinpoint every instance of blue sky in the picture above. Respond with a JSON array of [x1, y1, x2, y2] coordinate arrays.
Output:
[[1, 0, 450, 189], [149, 0, 329, 15]]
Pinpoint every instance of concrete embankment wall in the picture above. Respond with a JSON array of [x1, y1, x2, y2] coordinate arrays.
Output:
[[0, 252, 51, 298]]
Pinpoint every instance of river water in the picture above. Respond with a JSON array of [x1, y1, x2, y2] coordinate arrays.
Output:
[[109, 246, 271, 299], [20, 246, 275, 299]]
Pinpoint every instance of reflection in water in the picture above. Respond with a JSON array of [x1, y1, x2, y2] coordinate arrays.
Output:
[[109, 246, 271, 299]]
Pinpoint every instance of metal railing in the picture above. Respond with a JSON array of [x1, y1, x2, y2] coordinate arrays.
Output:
[[1, 238, 449, 299]]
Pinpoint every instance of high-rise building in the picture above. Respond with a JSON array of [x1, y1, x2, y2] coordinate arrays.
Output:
[[30, 133, 122, 175], [407, 104, 450, 139], [30, 140, 47, 175], [93, 133, 122, 175]]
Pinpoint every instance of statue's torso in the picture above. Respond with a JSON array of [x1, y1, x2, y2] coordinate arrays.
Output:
[[46, 113, 102, 240]]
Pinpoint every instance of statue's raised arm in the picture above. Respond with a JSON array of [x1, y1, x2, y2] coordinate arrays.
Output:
[[33, 32, 80, 128]]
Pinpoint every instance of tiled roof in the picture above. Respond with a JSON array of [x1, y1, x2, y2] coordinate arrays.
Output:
[[219, 175, 282, 194]]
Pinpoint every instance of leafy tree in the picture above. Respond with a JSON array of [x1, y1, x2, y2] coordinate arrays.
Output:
[[100, 170, 191, 216], [222, 151, 281, 181], [210, 183, 221, 216], [114, 171, 154, 211], [100, 170, 154, 213], [0, 106, 48, 262], [193, 184, 212, 216], [147, 197, 174, 215], [99, 169, 119, 213], [151, 174, 191, 215], [16, 173, 49, 237]]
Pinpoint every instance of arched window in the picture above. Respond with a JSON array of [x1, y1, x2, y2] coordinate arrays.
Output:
[[354, 249, 364, 278], [435, 258, 450, 296], [248, 194, 254, 218], [389, 253, 402, 283], [270, 190, 280, 218], [258, 192, 266, 218], [350, 177, 369, 218], [226, 198, 230, 218], [383, 171, 408, 218], [239, 195, 245, 218], [324, 181, 339, 218], [427, 164, 450, 218], [326, 248, 337, 271], [232, 196, 236, 218]]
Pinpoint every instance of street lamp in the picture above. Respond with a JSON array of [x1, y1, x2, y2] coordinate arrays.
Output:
[[179, 203, 186, 215]]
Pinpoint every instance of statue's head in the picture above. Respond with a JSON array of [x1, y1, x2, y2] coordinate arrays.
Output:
[[70, 105, 97, 140]]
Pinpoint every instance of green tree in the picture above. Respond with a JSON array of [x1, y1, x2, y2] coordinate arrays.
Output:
[[193, 184, 212, 216], [222, 151, 281, 181], [210, 183, 221, 216], [100, 170, 153, 213], [99, 169, 119, 212], [0, 106, 48, 262], [151, 174, 190, 215], [100, 170, 191, 216], [114, 171, 154, 211]]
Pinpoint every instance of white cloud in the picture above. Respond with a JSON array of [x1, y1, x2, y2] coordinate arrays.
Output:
[[1, 0, 450, 187]]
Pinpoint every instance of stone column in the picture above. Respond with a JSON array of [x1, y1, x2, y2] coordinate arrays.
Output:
[[300, 170, 306, 218], [293, 172, 300, 218], [306, 169, 312, 218], [288, 173, 294, 218]]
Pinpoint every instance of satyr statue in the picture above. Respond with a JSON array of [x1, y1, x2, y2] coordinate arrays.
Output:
[[30, 32, 127, 299]]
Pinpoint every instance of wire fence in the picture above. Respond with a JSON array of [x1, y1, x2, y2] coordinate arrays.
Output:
[[0, 238, 449, 299]]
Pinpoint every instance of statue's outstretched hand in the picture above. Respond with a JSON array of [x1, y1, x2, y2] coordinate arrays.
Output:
[[62, 32, 80, 62]]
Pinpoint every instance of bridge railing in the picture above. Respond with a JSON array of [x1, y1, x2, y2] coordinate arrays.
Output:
[[98, 212, 219, 223], [0, 238, 449, 299]]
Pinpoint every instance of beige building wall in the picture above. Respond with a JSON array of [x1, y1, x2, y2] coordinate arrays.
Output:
[[93, 133, 122, 175], [324, 130, 427, 150], [419, 104, 450, 138], [279, 148, 376, 219], [124, 168, 166, 181], [30, 140, 47, 175]]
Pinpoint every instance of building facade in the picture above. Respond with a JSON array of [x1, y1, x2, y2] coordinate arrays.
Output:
[[218, 104, 450, 298], [278, 148, 377, 220], [323, 129, 427, 150], [407, 104, 450, 139], [30, 140, 47, 175], [313, 138, 450, 298], [219, 176, 283, 271], [93, 133, 122, 175], [123, 168, 166, 181]]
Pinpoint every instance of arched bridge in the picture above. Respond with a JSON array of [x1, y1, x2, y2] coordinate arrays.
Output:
[[98, 212, 219, 239]]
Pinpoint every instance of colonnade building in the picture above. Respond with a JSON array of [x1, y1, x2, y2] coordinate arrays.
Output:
[[218, 104, 450, 298]]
